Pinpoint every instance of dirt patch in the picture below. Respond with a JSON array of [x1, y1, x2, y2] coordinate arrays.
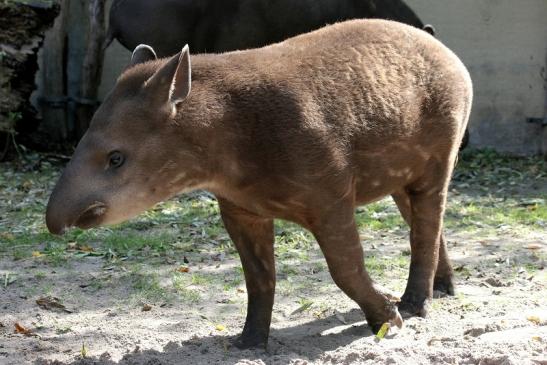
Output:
[[1, 232, 545, 365]]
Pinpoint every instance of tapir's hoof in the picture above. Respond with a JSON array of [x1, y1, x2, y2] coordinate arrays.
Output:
[[392, 311, 404, 328], [369, 308, 404, 334], [433, 276, 455, 297], [232, 334, 268, 350], [398, 294, 431, 319]]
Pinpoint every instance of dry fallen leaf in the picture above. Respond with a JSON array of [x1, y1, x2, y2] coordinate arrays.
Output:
[[527, 315, 541, 325], [215, 324, 226, 331], [31, 251, 43, 258], [14, 322, 32, 335], [176, 266, 190, 273], [526, 244, 542, 250], [313, 307, 329, 319], [36, 296, 73, 313], [142, 304, 152, 312], [79, 244, 94, 252]]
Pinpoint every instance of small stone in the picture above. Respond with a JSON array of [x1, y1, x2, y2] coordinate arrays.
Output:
[[485, 277, 504, 287]]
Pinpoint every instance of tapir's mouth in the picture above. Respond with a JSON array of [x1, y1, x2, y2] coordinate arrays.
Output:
[[74, 202, 107, 229]]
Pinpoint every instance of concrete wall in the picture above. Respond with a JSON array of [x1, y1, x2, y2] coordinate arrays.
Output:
[[98, 0, 547, 155], [406, 0, 547, 155]]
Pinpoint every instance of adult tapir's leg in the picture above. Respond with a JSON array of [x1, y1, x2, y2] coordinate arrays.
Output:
[[309, 190, 402, 333], [392, 191, 455, 298], [395, 159, 454, 318], [217, 198, 275, 349]]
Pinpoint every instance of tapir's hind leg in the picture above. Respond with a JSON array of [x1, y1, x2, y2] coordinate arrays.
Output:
[[218, 198, 275, 349], [393, 157, 455, 318], [392, 191, 455, 297], [309, 192, 403, 333]]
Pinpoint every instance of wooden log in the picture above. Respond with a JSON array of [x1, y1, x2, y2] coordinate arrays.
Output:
[[75, 0, 106, 139], [40, 0, 69, 145]]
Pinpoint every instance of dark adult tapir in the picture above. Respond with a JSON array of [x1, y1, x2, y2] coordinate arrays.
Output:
[[47, 20, 472, 349], [105, 0, 434, 56]]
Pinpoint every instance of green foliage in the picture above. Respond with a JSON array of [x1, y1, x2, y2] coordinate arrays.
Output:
[[355, 201, 405, 231], [365, 254, 409, 278]]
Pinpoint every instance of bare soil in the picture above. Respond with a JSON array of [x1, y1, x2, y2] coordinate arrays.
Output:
[[1, 225, 546, 364]]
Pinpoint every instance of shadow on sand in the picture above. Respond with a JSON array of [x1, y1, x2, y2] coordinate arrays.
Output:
[[35, 308, 381, 364]]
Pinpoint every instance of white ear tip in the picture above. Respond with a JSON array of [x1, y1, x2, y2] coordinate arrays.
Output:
[[133, 44, 157, 58]]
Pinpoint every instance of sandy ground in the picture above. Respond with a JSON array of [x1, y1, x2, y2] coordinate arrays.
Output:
[[1, 226, 545, 365]]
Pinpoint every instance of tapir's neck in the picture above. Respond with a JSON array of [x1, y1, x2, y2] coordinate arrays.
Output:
[[168, 52, 277, 200], [168, 60, 241, 196]]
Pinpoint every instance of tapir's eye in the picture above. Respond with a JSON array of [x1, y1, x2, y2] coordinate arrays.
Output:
[[108, 151, 125, 168]]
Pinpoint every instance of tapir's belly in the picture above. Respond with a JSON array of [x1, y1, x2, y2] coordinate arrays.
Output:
[[354, 168, 416, 205], [215, 142, 431, 226], [352, 145, 430, 205]]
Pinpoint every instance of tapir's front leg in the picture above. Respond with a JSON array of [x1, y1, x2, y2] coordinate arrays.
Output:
[[218, 198, 275, 349]]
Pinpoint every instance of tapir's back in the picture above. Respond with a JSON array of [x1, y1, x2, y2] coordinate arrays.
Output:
[[188, 19, 472, 201], [214, 19, 472, 148]]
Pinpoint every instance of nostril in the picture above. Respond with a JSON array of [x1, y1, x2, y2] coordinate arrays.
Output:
[[74, 202, 107, 229], [83, 203, 107, 217]]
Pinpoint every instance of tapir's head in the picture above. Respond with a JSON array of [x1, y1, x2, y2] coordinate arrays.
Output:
[[46, 44, 202, 234]]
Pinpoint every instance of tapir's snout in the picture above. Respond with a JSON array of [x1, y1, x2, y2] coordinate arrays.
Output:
[[46, 174, 108, 235], [45, 210, 66, 235], [46, 186, 70, 235], [46, 196, 108, 235], [46, 200, 70, 235]]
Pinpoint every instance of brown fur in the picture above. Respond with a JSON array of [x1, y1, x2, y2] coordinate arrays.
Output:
[[46, 19, 472, 348]]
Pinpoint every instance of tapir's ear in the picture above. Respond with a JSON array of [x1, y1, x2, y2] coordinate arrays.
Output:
[[423, 24, 436, 36], [130, 44, 157, 66], [170, 45, 191, 103], [145, 45, 191, 105]]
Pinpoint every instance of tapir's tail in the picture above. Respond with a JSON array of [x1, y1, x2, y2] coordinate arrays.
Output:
[[103, 26, 115, 52]]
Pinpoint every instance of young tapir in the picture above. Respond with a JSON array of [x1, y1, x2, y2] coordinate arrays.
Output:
[[46, 19, 472, 349]]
